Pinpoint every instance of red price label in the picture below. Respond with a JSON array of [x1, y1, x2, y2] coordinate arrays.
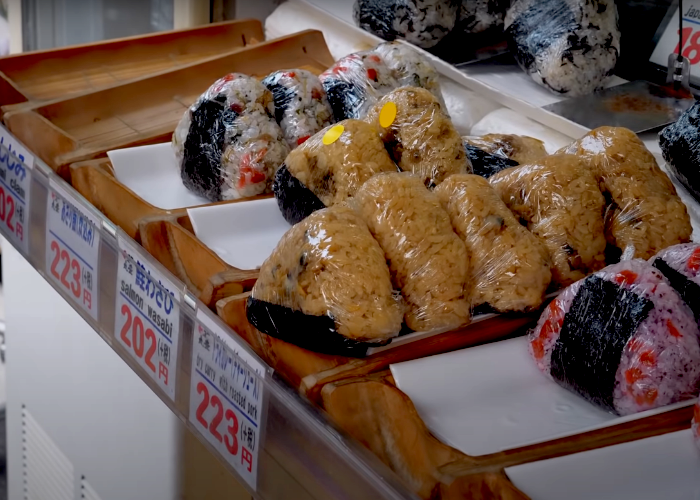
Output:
[[0, 139, 30, 253], [48, 238, 94, 309], [46, 182, 100, 320], [119, 303, 159, 375], [190, 319, 263, 489], [194, 381, 241, 458], [675, 27, 700, 64]]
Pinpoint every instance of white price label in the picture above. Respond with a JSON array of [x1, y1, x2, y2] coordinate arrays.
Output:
[[651, 3, 700, 74], [46, 179, 100, 320], [0, 128, 32, 254], [116, 236, 180, 400], [190, 310, 265, 490]]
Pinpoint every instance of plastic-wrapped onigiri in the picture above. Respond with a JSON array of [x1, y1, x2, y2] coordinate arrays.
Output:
[[355, 172, 471, 331], [373, 41, 447, 109], [505, 0, 620, 96], [435, 174, 551, 312], [458, 0, 506, 33], [261, 69, 333, 149], [529, 260, 700, 416], [173, 73, 289, 201], [365, 87, 470, 188], [319, 43, 445, 122], [247, 204, 404, 356], [650, 243, 700, 325], [660, 101, 700, 203], [353, 0, 459, 49], [562, 126, 692, 260], [490, 154, 607, 287], [273, 119, 397, 225], [463, 133, 548, 164]]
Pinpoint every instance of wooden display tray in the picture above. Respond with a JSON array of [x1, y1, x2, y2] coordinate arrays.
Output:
[[0, 19, 264, 112], [320, 371, 694, 500], [4, 29, 333, 178], [216, 292, 539, 403]]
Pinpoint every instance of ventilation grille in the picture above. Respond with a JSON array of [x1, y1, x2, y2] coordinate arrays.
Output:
[[22, 406, 74, 500], [81, 478, 102, 500]]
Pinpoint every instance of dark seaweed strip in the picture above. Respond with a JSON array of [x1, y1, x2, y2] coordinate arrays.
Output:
[[653, 258, 700, 324], [181, 95, 238, 202], [246, 297, 389, 357], [505, 0, 577, 74], [464, 143, 518, 179], [272, 164, 326, 225], [550, 275, 653, 413], [660, 101, 700, 203], [321, 77, 366, 121], [262, 73, 296, 125]]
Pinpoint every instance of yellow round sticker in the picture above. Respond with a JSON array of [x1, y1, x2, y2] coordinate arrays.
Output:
[[323, 124, 345, 145], [379, 101, 397, 128]]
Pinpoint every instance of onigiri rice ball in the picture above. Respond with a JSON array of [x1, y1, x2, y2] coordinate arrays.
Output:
[[173, 73, 289, 201], [650, 243, 700, 325], [530, 259, 700, 416], [353, 0, 459, 49], [262, 69, 334, 149]]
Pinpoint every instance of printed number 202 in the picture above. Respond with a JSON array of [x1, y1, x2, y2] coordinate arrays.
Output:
[[120, 304, 156, 373], [195, 382, 239, 456]]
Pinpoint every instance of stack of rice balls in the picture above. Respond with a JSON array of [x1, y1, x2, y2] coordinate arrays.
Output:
[[173, 41, 448, 202]]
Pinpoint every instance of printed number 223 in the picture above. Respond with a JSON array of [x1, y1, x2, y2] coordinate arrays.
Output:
[[196, 382, 239, 456]]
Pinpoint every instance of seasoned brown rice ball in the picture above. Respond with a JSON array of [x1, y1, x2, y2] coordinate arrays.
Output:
[[275, 119, 398, 224], [435, 174, 552, 312], [365, 87, 470, 188], [561, 126, 691, 259], [249, 204, 404, 347], [464, 133, 548, 164], [490, 154, 607, 287], [355, 172, 471, 331]]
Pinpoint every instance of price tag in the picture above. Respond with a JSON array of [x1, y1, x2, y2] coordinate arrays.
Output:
[[190, 309, 265, 489], [46, 179, 100, 320], [115, 235, 180, 400], [651, 2, 700, 76], [0, 127, 33, 254]]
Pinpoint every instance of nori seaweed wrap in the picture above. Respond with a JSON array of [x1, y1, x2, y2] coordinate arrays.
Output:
[[660, 101, 700, 203], [463, 142, 518, 178]]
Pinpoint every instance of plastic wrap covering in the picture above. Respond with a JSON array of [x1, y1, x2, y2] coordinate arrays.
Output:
[[273, 119, 398, 225], [247, 204, 404, 356], [365, 87, 470, 188], [693, 400, 700, 450], [562, 126, 692, 260], [458, 0, 506, 33], [319, 43, 445, 122], [650, 243, 700, 326], [262, 69, 334, 149], [489, 154, 607, 287], [172, 73, 289, 201], [660, 102, 700, 203], [463, 143, 518, 179], [529, 260, 700, 416], [373, 42, 447, 110], [353, 0, 459, 49], [355, 172, 471, 332], [504, 0, 620, 96], [435, 174, 551, 313], [463, 133, 547, 164]]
